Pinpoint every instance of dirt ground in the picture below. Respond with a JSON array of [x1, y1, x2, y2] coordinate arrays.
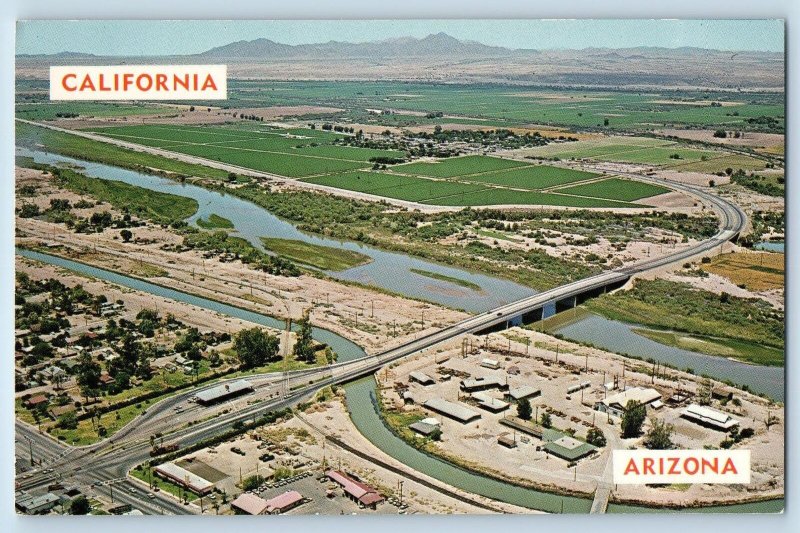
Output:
[[166, 396, 534, 514], [15, 170, 468, 358], [381, 328, 784, 507], [656, 129, 784, 151]]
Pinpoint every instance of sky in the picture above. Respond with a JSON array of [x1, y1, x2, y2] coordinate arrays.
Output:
[[16, 19, 784, 56]]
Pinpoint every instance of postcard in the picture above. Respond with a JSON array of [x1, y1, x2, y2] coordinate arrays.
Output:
[[13, 19, 784, 515]]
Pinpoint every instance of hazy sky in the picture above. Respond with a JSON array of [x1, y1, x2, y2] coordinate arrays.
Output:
[[16, 19, 784, 56]]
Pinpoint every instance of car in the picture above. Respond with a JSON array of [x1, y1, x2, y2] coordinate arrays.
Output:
[[129, 487, 138, 494], [148, 493, 156, 499]]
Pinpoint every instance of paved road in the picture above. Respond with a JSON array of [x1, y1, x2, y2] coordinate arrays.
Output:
[[15, 121, 747, 513]]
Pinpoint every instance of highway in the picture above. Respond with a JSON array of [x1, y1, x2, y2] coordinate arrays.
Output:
[[15, 122, 747, 514]]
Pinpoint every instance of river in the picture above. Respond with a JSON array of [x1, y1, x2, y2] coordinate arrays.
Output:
[[20, 148, 536, 313]]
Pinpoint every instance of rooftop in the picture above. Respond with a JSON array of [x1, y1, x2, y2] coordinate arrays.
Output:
[[231, 493, 268, 515], [195, 379, 253, 404], [681, 403, 739, 429], [423, 397, 481, 423], [264, 490, 303, 513]]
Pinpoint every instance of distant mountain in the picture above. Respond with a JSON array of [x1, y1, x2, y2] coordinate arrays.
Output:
[[199, 32, 515, 59]]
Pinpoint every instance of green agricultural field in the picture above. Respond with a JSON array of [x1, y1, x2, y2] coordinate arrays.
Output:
[[527, 138, 716, 166], [671, 154, 768, 173], [427, 188, 639, 208], [16, 121, 230, 180], [391, 155, 529, 177], [260, 237, 371, 271], [459, 165, 598, 189], [557, 178, 670, 202], [16, 102, 170, 121], [87, 124, 403, 178], [305, 171, 486, 202]]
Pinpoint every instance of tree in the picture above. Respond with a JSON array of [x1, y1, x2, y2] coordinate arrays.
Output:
[[516, 397, 532, 420], [621, 400, 646, 438], [76, 352, 101, 401], [540, 412, 552, 428], [643, 418, 674, 450], [120, 229, 133, 242], [234, 327, 279, 369], [292, 310, 315, 364], [56, 411, 79, 430], [242, 474, 264, 491], [69, 495, 91, 515], [713, 129, 727, 138], [586, 427, 607, 447]]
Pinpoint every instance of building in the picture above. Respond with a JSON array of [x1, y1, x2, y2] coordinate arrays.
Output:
[[594, 387, 662, 418], [506, 386, 541, 402], [409, 421, 440, 437], [471, 392, 509, 413], [459, 376, 508, 393], [16, 492, 60, 514], [480, 358, 501, 370], [543, 436, 597, 462], [24, 394, 48, 409], [409, 371, 435, 386], [264, 490, 304, 514], [231, 493, 269, 515], [497, 434, 517, 448], [423, 398, 481, 424], [326, 470, 384, 509], [195, 379, 254, 406], [680, 403, 739, 431], [153, 462, 215, 495]]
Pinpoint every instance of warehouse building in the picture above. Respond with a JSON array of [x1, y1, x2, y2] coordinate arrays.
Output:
[[594, 387, 661, 418], [459, 376, 508, 393], [506, 386, 541, 402], [153, 462, 215, 495], [543, 435, 597, 462], [423, 398, 481, 423], [409, 371, 436, 386], [681, 403, 739, 431]]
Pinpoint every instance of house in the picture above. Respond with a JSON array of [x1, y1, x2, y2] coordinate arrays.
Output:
[[264, 490, 304, 514], [16, 492, 60, 514], [99, 373, 116, 387], [231, 493, 269, 515], [594, 387, 662, 418], [326, 470, 384, 509], [24, 394, 49, 409], [680, 403, 739, 431], [543, 436, 597, 462], [409, 421, 440, 437]]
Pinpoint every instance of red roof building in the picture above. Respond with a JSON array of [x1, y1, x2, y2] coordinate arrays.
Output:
[[326, 470, 384, 509], [24, 394, 48, 408], [264, 490, 304, 514], [230, 493, 268, 515]]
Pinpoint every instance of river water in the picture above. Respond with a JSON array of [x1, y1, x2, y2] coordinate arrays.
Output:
[[16, 152, 783, 513], [547, 310, 784, 402], [20, 149, 536, 313]]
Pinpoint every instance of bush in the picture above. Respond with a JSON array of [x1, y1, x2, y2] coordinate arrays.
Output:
[[242, 474, 265, 491]]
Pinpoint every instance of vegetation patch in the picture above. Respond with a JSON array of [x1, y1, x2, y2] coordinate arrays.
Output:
[[633, 328, 784, 367], [585, 279, 784, 359], [259, 237, 371, 271], [196, 213, 234, 229], [557, 178, 670, 202], [409, 268, 482, 290], [700, 252, 784, 291]]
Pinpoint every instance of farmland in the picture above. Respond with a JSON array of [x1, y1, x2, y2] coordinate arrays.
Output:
[[87, 124, 404, 178], [557, 178, 670, 202], [85, 124, 669, 206]]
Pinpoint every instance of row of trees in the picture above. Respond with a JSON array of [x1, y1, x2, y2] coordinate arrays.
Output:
[[232, 311, 319, 369]]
